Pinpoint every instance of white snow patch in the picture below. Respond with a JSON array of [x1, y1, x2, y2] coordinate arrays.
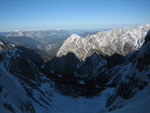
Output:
[[58, 74, 62, 77], [78, 80, 86, 85]]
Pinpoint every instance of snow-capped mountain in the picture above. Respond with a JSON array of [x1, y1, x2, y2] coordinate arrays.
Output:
[[46, 25, 150, 79], [57, 24, 150, 58], [86, 24, 150, 56], [57, 34, 95, 60]]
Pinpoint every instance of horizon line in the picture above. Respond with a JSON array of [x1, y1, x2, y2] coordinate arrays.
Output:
[[0, 23, 149, 32]]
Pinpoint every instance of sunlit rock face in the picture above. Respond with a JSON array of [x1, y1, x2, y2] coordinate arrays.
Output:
[[57, 25, 150, 59], [85, 24, 150, 56], [57, 34, 95, 60]]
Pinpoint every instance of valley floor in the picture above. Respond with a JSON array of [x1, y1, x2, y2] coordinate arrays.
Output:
[[49, 86, 114, 113], [40, 83, 150, 113]]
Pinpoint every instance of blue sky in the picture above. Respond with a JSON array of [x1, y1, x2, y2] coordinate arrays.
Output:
[[0, 0, 150, 31]]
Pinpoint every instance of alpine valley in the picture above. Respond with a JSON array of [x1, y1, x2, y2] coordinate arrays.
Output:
[[0, 24, 150, 113]]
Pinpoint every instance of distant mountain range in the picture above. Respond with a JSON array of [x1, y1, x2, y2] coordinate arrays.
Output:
[[0, 30, 70, 42], [0, 30, 71, 62]]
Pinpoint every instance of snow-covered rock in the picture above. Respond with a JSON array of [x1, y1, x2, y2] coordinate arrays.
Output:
[[57, 34, 95, 60], [57, 25, 150, 59], [105, 33, 150, 111], [86, 24, 150, 56], [0, 49, 43, 81], [0, 64, 53, 113]]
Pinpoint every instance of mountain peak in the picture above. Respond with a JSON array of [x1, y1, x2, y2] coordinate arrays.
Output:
[[57, 34, 95, 60], [70, 34, 80, 38]]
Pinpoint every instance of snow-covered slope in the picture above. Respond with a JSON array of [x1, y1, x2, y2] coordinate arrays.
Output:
[[0, 49, 43, 81], [0, 40, 15, 51], [105, 33, 150, 112], [0, 48, 113, 113], [1, 63, 149, 113], [0, 66, 114, 113], [0, 48, 53, 113], [109, 84, 150, 113], [0, 65, 32, 113], [0, 63, 53, 113]]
